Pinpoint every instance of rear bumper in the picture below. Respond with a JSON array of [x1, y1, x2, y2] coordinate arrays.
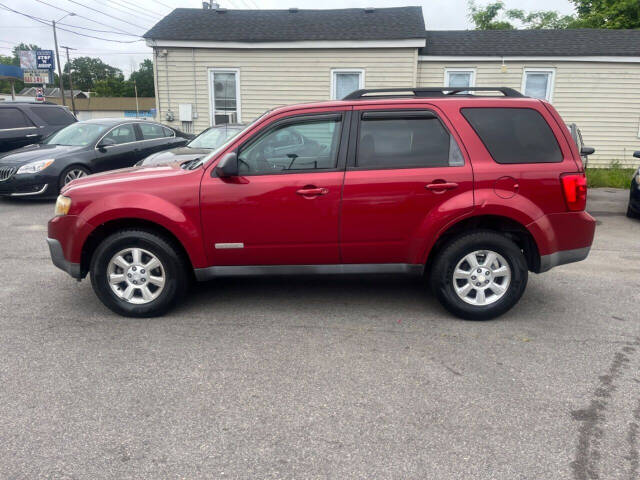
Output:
[[538, 246, 591, 273], [527, 210, 596, 273], [47, 237, 82, 279]]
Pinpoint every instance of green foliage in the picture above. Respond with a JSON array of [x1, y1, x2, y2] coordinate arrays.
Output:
[[470, 0, 640, 30], [586, 166, 635, 189], [569, 0, 640, 29], [469, 1, 515, 30], [64, 56, 123, 92]]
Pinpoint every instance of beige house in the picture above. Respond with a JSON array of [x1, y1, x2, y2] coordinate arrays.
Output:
[[145, 7, 640, 167]]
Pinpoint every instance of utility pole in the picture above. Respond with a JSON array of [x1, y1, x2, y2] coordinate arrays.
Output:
[[134, 80, 139, 118], [52, 21, 66, 107], [61, 46, 77, 115]]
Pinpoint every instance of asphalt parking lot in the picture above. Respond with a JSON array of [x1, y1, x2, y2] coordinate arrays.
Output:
[[0, 188, 639, 480]]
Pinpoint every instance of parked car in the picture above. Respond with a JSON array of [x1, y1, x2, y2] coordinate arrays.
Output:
[[627, 151, 640, 219], [567, 123, 594, 167], [0, 119, 190, 198], [0, 102, 77, 153], [137, 123, 246, 167], [47, 87, 596, 320]]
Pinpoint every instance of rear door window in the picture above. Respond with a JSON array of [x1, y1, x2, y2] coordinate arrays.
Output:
[[102, 124, 136, 145], [355, 111, 464, 169], [29, 106, 76, 126], [138, 123, 167, 140], [0, 108, 34, 129], [461, 107, 563, 164]]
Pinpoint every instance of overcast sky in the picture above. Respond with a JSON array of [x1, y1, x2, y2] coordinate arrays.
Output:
[[0, 0, 576, 76]]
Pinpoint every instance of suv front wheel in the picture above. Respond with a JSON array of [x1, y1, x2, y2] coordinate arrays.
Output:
[[430, 231, 528, 320], [90, 229, 188, 317]]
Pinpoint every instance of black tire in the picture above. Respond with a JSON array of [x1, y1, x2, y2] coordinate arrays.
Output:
[[627, 205, 640, 219], [90, 229, 189, 317], [58, 165, 90, 191], [429, 230, 528, 321]]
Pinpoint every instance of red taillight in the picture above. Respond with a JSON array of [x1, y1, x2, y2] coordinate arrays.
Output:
[[561, 173, 587, 211]]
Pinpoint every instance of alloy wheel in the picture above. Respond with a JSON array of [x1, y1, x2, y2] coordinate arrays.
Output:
[[107, 247, 166, 304], [452, 250, 511, 306]]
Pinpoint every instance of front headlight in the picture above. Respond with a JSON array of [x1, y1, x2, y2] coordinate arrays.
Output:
[[16, 158, 55, 175], [54, 195, 71, 216]]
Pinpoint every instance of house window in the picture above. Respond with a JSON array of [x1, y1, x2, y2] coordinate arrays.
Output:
[[209, 68, 241, 125], [522, 69, 555, 101], [445, 69, 475, 89], [331, 69, 364, 100]]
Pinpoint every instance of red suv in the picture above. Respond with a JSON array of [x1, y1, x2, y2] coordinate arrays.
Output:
[[47, 87, 596, 320]]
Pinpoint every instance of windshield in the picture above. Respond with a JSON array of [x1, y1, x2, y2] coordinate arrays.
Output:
[[188, 126, 243, 149], [44, 123, 110, 147], [191, 111, 274, 169]]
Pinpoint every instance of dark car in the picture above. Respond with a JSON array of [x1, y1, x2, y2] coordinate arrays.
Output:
[[0, 119, 190, 198], [138, 123, 245, 167], [0, 102, 77, 153], [627, 151, 640, 219]]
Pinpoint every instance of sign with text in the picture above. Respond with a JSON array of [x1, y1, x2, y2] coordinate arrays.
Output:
[[36, 50, 55, 70], [23, 69, 52, 84], [35, 87, 45, 102]]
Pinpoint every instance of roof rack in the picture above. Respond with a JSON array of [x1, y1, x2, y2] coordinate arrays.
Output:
[[342, 87, 524, 100]]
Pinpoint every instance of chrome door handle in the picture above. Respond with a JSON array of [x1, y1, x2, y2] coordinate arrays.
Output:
[[426, 182, 459, 192], [296, 187, 329, 196]]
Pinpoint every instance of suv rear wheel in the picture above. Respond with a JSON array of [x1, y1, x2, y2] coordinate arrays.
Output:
[[430, 231, 528, 320], [90, 229, 188, 317]]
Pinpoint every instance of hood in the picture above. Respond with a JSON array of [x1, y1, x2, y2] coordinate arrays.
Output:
[[62, 162, 200, 195], [0, 144, 83, 165], [141, 146, 212, 166]]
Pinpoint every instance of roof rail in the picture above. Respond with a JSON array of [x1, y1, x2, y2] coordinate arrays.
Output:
[[342, 87, 524, 100]]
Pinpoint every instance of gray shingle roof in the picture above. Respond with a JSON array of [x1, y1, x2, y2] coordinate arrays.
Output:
[[144, 7, 425, 42], [422, 29, 640, 57]]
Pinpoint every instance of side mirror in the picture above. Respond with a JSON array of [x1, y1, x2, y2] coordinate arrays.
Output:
[[580, 146, 595, 156], [634, 151, 640, 159], [214, 152, 239, 178], [97, 137, 117, 150]]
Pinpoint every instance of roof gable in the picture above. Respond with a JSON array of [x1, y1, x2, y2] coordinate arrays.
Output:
[[144, 7, 425, 43], [422, 29, 640, 57]]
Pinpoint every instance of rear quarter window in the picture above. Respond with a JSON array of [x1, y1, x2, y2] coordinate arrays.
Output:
[[461, 107, 563, 164], [29, 106, 76, 126]]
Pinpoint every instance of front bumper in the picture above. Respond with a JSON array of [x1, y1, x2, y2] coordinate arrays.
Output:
[[47, 237, 82, 279], [0, 170, 57, 198]]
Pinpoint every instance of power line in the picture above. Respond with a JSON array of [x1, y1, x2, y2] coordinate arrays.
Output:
[[86, 0, 163, 21], [153, 0, 175, 10], [63, 0, 151, 30], [111, 0, 167, 18], [31, 0, 140, 36], [0, 3, 144, 43], [58, 22, 141, 36]]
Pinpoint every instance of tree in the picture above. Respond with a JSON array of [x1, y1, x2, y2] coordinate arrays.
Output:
[[469, 1, 575, 30], [469, 1, 514, 29], [64, 57, 124, 92], [569, 0, 640, 29], [128, 59, 155, 97]]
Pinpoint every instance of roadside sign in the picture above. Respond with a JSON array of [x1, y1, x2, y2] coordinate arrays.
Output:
[[23, 70, 52, 84], [36, 50, 55, 70], [18, 50, 37, 70], [35, 87, 44, 102]]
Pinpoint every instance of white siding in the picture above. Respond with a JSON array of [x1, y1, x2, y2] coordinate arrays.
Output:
[[418, 60, 640, 168], [154, 47, 417, 134]]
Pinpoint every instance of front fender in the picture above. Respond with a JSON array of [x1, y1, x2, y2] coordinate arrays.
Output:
[[77, 192, 207, 268]]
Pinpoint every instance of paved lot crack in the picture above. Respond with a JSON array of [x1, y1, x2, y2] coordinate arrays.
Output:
[[571, 337, 640, 480]]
